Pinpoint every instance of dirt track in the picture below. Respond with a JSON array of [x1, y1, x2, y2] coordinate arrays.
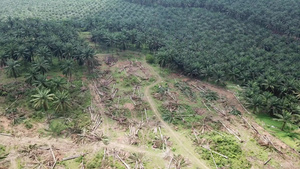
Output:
[[143, 60, 210, 169]]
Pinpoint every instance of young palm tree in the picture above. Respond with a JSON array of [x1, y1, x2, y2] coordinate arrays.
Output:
[[60, 59, 74, 79], [274, 110, 300, 131], [33, 74, 49, 88], [5, 59, 21, 78], [25, 67, 38, 85], [33, 57, 50, 75], [50, 77, 66, 91], [53, 90, 71, 114], [36, 46, 52, 63], [30, 88, 55, 113], [245, 95, 263, 113], [0, 51, 7, 67], [80, 48, 96, 73]]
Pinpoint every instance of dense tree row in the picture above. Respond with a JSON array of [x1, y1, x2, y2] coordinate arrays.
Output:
[[0, 18, 95, 71], [125, 0, 300, 37], [76, 0, 300, 122]]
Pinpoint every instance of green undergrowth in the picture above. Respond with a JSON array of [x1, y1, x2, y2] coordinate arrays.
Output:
[[198, 132, 251, 169], [159, 105, 203, 128], [86, 152, 125, 169], [0, 144, 8, 161], [255, 113, 299, 149]]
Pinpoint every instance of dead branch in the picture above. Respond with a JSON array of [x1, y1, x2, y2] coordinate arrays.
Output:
[[264, 158, 272, 165], [167, 90, 176, 101], [192, 129, 200, 144], [239, 115, 283, 154], [209, 146, 218, 169], [158, 126, 165, 150], [61, 153, 87, 162], [49, 145, 57, 169], [144, 109, 148, 123], [111, 88, 119, 99], [201, 100, 212, 112], [192, 84, 206, 92], [130, 96, 136, 105], [232, 93, 250, 114], [116, 154, 130, 169], [168, 156, 173, 169], [0, 133, 13, 137], [201, 145, 228, 159], [219, 121, 243, 142], [264, 136, 284, 155]]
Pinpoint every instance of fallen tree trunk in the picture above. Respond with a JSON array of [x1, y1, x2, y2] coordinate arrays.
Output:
[[201, 145, 228, 159], [49, 145, 57, 169], [264, 158, 271, 165], [61, 154, 87, 162], [116, 154, 130, 169], [219, 121, 243, 142], [0, 133, 13, 137], [192, 84, 206, 92]]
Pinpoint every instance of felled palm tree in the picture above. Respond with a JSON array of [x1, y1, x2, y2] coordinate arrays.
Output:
[[5, 59, 21, 78], [173, 154, 189, 169], [274, 110, 300, 131], [53, 90, 71, 114], [128, 153, 145, 169]]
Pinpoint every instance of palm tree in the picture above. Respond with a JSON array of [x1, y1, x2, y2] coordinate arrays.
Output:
[[5, 43, 18, 60], [267, 96, 281, 115], [50, 77, 66, 91], [0, 51, 7, 67], [16, 46, 29, 62], [214, 70, 225, 85], [25, 67, 38, 85], [162, 112, 178, 123], [80, 48, 96, 73], [36, 46, 52, 63], [274, 110, 300, 131], [33, 57, 50, 75], [60, 60, 74, 79], [53, 90, 71, 114], [245, 95, 262, 113], [5, 59, 21, 78], [33, 74, 49, 88], [30, 88, 55, 114]]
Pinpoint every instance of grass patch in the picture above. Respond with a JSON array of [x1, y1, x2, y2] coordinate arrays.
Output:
[[198, 132, 251, 169], [255, 113, 299, 149]]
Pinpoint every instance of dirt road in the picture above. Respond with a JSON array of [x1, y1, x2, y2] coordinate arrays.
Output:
[[143, 61, 210, 169]]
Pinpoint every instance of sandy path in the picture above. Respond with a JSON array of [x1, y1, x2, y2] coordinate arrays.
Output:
[[143, 61, 210, 169]]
